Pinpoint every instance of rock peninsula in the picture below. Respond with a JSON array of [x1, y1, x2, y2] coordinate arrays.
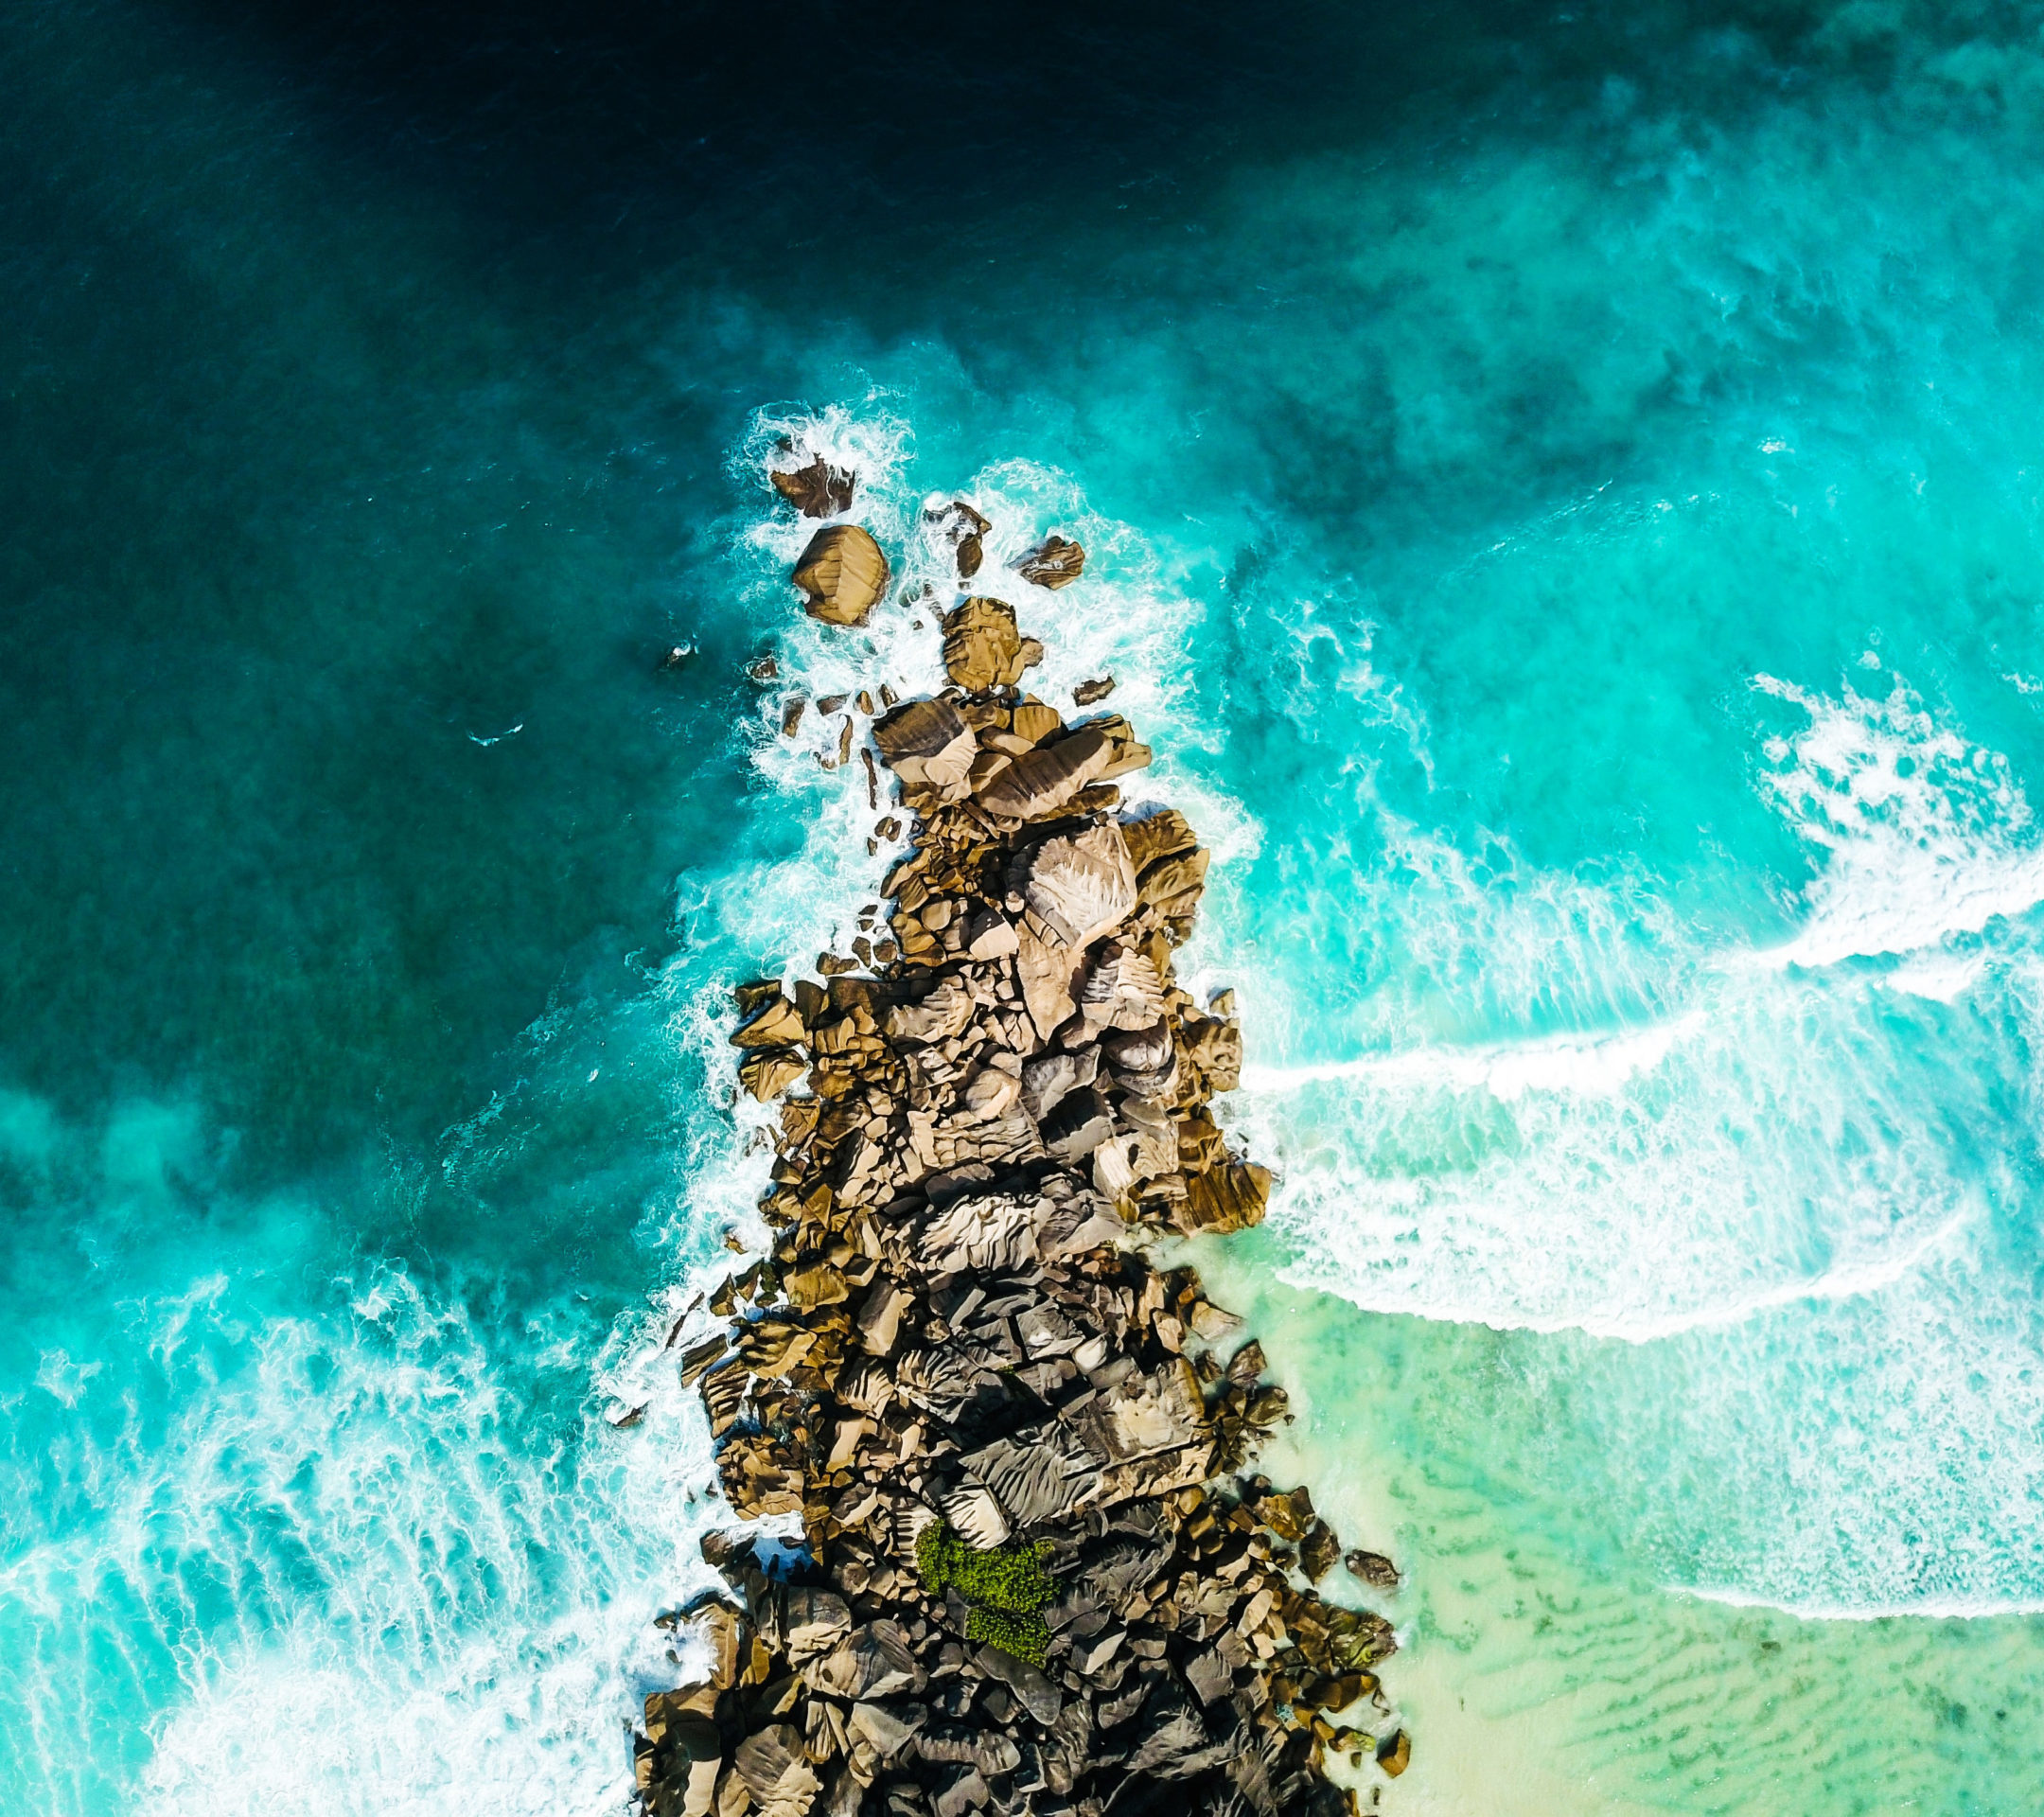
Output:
[[633, 467, 1408, 1817]]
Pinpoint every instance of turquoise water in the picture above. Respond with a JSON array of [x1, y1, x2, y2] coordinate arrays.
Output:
[[9, 0, 2044, 1808]]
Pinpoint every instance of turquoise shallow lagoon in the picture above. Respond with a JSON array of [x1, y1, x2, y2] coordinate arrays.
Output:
[[6, 0, 2044, 1809]]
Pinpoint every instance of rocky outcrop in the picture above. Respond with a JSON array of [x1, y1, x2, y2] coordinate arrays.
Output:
[[636, 494, 1406, 1817], [796, 526, 891, 627]]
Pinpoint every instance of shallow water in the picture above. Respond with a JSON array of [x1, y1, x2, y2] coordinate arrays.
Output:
[[8, 0, 2044, 1809]]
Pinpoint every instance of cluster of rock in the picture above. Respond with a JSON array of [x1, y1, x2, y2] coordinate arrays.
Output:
[[634, 472, 1407, 1817]]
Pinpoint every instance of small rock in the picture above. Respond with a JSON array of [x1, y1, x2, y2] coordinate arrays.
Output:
[[1073, 675, 1116, 706], [1300, 1519, 1340, 1583], [1345, 1549, 1401, 1592], [1377, 1728, 1412, 1777], [1020, 535, 1085, 590]]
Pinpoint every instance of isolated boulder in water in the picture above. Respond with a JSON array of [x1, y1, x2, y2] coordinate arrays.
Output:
[[770, 456, 854, 519], [1345, 1548, 1401, 1590], [794, 524, 890, 627], [1020, 535, 1085, 590], [942, 596, 1044, 693]]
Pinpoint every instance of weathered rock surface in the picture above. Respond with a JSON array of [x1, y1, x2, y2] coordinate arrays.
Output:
[[643, 502, 1407, 1817], [1019, 536, 1086, 591], [942, 597, 1044, 693], [796, 525, 891, 627]]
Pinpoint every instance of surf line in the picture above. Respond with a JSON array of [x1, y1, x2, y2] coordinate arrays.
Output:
[[632, 459, 1410, 1815]]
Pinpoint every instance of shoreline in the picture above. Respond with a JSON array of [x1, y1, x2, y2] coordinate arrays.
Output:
[[634, 467, 1406, 1817]]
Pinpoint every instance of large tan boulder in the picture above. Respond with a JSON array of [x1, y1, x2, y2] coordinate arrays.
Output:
[[975, 725, 1114, 820], [1020, 821, 1137, 948], [1016, 923, 1085, 1041], [941, 596, 1044, 692], [1121, 807, 1198, 873], [884, 974, 975, 1045], [731, 1725, 820, 1815], [1138, 844, 1209, 908], [872, 696, 977, 800], [731, 996, 804, 1049], [1066, 1356, 1207, 1463], [737, 1049, 805, 1100], [793, 525, 890, 627]]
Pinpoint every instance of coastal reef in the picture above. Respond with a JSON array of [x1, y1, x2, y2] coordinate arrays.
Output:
[[635, 477, 1406, 1817]]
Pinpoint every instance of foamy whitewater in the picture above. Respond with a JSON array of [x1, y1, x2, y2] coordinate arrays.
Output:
[[12, 2, 2044, 1811]]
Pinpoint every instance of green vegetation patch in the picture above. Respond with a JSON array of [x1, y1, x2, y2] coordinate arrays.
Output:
[[915, 1523, 1058, 1666]]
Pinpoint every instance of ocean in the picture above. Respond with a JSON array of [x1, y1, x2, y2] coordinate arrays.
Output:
[[4, 0, 2044, 1809]]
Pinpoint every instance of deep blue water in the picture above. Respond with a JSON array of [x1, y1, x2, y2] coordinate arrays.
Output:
[[7, 1, 2044, 1809]]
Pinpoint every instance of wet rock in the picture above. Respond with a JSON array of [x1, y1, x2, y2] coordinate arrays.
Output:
[[795, 525, 890, 628], [1299, 1520, 1340, 1584], [1377, 1728, 1412, 1777], [927, 500, 992, 581], [1175, 1162, 1273, 1235], [771, 456, 855, 519], [1019, 536, 1086, 590], [1073, 676, 1116, 707], [733, 996, 806, 1050], [1344, 1549, 1401, 1591]]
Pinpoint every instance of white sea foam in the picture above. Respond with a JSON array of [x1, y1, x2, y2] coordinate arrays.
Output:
[[1669, 1582, 2044, 1623], [1748, 673, 2044, 968], [0, 1261, 731, 1817], [1242, 1011, 1705, 1104]]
